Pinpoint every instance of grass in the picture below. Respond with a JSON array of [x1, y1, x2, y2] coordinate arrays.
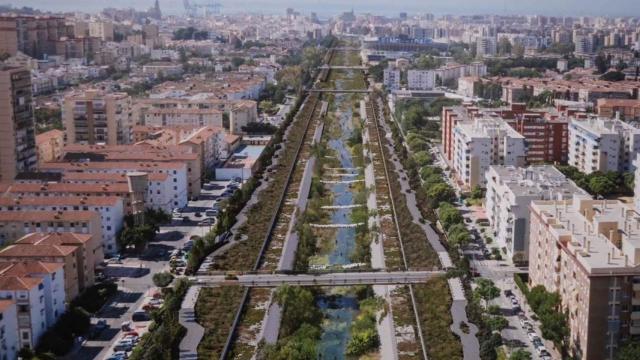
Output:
[[196, 286, 246, 359], [413, 277, 463, 360]]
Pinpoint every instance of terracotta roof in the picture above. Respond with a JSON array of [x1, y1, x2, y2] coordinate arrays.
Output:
[[0, 210, 99, 222], [0, 195, 122, 207], [0, 243, 77, 257], [0, 261, 63, 275], [15, 232, 92, 246], [62, 172, 168, 182], [41, 161, 187, 172], [36, 129, 65, 145], [4, 182, 131, 194], [0, 275, 42, 291]]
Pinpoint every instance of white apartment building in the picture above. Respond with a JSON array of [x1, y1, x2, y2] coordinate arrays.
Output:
[[432, 62, 487, 84], [143, 108, 224, 128], [452, 117, 526, 188], [568, 117, 640, 174], [476, 36, 497, 57], [383, 65, 401, 90], [0, 299, 18, 360], [0, 196, 125, 254], [485, 165, 589, 262], [0, 274, 47, 350], [407, 69, 435, 90]]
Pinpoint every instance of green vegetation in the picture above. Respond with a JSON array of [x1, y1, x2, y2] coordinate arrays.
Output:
[[414, 277, 463, 360], [152, 272, 174, 288], [34, 108, 63, 134], [515, 275, 569, 354], [556, 165, 633, 197], [617, 340, 640, 360], [196, 286, 246, 358], [241, 122, 278, 134], [485, 57, 581, 77], [346, 291, 382, 356], [36, 307, 90, 355], [260, 286, 322, 359], [173, 27, 209, 40], [129, 278, 190, 360], [600, 70, 626, 81], [509, 349, 532, 360]]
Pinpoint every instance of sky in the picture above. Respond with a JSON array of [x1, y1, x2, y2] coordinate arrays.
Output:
[[4, 0, 640, 18]]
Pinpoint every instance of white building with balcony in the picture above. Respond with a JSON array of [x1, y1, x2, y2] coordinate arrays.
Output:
[[568, 117, 640, 174], [485, 165, 589, 262], [407, 69, 435, 90], [452, 117, 526, 188]]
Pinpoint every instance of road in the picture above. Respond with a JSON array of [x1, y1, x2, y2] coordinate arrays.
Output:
[[68, 181, 231, 360], [192, 271, 444, 287]]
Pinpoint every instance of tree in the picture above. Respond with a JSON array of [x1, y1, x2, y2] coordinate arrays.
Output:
[[474, 278, 500, 303], [275, 286, 322, 338], [512, 43, 525, 58], [413, 151, 432, 166], [486, 315, 509, 332], [414, 54, 442, 70], [425, 183, 456, 208], [117, 225, 156, 252], [588, 175, 617, 195], [447, 224, 471, 247], [497, 37, 512, 56], [479, 332, 502, 360], [595, 53, 609, 74], [470, 185, 484, 199], [510, 349, 532, 360], [616, 341, 640, 360], [439, 203, 463, 230], [152, 272, 174, 287], [600, 71, 626, 81]]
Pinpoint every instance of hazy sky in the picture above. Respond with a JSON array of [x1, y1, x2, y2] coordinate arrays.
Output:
[[4, 0, 640, 17]]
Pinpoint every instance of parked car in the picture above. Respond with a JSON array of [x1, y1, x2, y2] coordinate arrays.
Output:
[[120, 321, 131, 331], [114, 340, 134, 352], [205, 209, 218, 217], [132, 311, 150, 322], [528, 332, 540, 342], [112, 351, 129, 359]]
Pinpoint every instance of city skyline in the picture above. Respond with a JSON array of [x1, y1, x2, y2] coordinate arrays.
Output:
[[4, 0, 640, 17]]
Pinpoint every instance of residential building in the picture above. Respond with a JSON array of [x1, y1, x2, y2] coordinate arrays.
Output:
[[529, 196, 640, 360], [143, 107, 223, 128], [0, 66, 37, 182], [0, 271, 47, 349], [35, 129, 65, 165], [0, 261, 65, 326], [0, 16, 68, 58], [14, 233, 99, 293], [142, 62, 184, 78], [230, 101, 259, 135], [407, 69, 435, 90], [452, 117, 526, 188], [0, 299, 18, 360], [0, 211, 104, 271], [0, 194, 124, 254], [597, 99, 640, 121], [383, 64, 401, 90], [476, 36, 497, 57], [485, 165, 589, 262], [568, 117, 640, 173], [63, 90, 133, 145]]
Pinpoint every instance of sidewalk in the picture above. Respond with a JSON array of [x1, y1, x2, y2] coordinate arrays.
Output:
[[179, 285, 204, 360]]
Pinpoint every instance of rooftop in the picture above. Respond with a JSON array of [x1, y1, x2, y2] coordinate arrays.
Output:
[[489, 165, 589, 199]]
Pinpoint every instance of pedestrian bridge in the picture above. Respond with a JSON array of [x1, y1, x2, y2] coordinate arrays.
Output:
[[190, 271, 444, 287], [320, 65, 368, 70], [308, 89, 372, 94]]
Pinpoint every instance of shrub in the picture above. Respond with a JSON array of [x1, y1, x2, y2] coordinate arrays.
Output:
[[152, 272, 174, 288]]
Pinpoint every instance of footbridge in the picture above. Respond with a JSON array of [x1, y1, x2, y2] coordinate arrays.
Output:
[[191, 271, 443, 287]]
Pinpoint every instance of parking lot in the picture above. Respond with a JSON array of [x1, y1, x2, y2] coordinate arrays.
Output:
[[68, 179, 240, 360]]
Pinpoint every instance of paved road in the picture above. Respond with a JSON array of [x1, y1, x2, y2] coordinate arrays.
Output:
[[192, 271, 444, 287]]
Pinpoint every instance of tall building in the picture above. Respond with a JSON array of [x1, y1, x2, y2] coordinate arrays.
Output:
[[0, 16, 68, 59], [0, 299, 18, 360], [568, 117, 640, 174], [63, 90, 133, 145], [0, 66, 37, 182], [383, 64, 401, 90], [485, 165, 589, 262], [452, 117, 526, 188], [476, 36, 497, 57], [529, 196, 640, 360]]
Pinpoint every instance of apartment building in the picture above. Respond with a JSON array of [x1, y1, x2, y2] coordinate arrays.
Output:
[[568, 117, 640, 174], [0, 66, 37, 182], [0, 261, 65, 327], [14, 233, 99, 292], [476, 36, 497, 57], [142, 62, 184, 78], [442, 105, 471, 162], [60, 143, 201, 197], [0, 16, 68, 58], [39, 161, 189, 212], [597, 99, 640, 121], [0, 211, 104, 269], [383, 64, 401, 90], [432, 62, 488, 84], [484, 165, 589, 262], [452, 117, 526, 188], [35, 129, 65, 165], [230, 101, 259, 135], [407, 69, 435, 90], [143, 108, 223, 128], [0, 299, 18, 360], [63, 90, 133, 146], [529, 196, 640, 360], [0, 194, 124, 254], [0, 268, 49, 349]]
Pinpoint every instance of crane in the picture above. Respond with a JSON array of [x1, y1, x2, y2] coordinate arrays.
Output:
[[183, 0, 222, 17]]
